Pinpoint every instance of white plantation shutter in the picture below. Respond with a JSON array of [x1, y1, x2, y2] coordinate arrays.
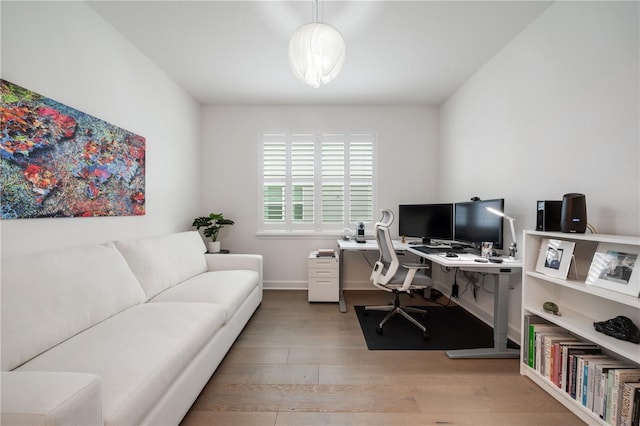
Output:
[[262, 135, 286, 223], [260, 132, 376, 231], [321, 134, 345, 224], [291, 135, 315, 223], [349, 134, 374, 223]]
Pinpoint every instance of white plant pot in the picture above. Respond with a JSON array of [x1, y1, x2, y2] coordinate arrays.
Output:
[[208, 241, 221, 253]]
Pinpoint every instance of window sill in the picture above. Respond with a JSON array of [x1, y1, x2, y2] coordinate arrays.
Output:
[[256, 231, 370, 240]]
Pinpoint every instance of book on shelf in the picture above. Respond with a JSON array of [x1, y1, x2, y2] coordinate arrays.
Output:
[[620, 382, 640, 426], [316, 249, 336, 257], [629, 385, 640, 426], [559, 342, 600, 391], [523, 315, 552, 365], [569, 350, 603, 399], [575, 354, 608, 404], [543, 334, 577, 381], [552, 340, 580, 387], [593, 361, 632, 419], [530, 324, 564, 369], [564, 345, 601, 395], [610, 369, 640, 426], [582, 356, 611, 410]]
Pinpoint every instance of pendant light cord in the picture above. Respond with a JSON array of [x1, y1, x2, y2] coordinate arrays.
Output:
[[312, 0, 324, 24]]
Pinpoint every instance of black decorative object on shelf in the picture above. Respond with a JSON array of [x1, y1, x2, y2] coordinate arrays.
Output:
[[593, 315, 640, 344]]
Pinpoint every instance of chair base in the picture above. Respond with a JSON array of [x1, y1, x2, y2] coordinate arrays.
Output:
[[364, 290, 429, 339]]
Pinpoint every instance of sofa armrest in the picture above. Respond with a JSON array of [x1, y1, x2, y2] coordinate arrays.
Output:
[[204, 254, 263, 288], [1, 371, 102, 426]]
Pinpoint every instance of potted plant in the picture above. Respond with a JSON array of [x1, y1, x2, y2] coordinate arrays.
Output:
[[192, 213, 235, 253]]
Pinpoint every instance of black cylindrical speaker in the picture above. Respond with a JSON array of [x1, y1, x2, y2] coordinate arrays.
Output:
[[560, 193, 587, 233]]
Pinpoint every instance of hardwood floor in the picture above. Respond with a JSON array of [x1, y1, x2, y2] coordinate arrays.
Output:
[[181, 290, 583, 425]]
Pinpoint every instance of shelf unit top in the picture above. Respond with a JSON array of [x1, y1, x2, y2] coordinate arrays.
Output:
[[525, 230, 640, 246]]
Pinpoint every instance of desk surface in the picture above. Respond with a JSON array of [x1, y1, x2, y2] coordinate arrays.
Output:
[[408, 248, 522, 269], [337, 239, 412, 251], [337, 239, 523, 269]]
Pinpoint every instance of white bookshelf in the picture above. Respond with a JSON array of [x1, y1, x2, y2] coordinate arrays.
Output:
[[520, 230, 640, 425]]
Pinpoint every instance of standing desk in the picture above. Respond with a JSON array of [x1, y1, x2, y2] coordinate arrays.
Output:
[[408, 248, 522, 359], [336, 239, 410, 313]]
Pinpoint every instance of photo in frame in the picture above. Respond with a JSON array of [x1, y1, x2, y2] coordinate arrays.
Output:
[[586, 243, 639, 296], [535, 238, 576, 279]]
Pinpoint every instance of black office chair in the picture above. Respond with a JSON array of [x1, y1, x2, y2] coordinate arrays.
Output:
[[365, 209, 431, 339]]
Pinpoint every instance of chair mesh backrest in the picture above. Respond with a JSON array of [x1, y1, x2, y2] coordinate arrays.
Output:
[[375, 210, 399, 284]]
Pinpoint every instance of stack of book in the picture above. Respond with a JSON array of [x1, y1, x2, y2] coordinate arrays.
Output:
[[524, 315, 640, 425], [316, 249, 336, 258]]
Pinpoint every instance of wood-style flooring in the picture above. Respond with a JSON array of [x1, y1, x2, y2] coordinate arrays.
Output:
[[181, 290, 583, 425]]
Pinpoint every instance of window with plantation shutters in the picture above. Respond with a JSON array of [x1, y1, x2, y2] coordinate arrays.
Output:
[[259, 132, 377, 232]]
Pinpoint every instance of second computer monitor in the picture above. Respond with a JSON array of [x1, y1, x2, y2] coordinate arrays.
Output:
[[454, 198, 504, 250], [398, 203, 454, 244]]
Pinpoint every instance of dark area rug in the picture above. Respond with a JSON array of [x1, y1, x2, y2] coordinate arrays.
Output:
[[355, 304, 519, 351]]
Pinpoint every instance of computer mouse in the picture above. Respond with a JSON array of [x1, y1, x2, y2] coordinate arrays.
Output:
[[445, 252, 458, 258]]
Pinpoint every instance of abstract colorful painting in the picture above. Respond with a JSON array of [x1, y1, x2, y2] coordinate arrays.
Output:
[[1, 80, 145, 218]]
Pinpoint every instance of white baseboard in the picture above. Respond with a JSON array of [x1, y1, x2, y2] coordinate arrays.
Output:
[[264, 280, 387, 291], [263, 280, 307, 290]]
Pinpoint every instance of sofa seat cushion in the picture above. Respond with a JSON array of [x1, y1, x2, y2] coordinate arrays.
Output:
[[1, 371, 102, 426], [16, 302, 225, 426], [149, 270, 259, 322], [1, 243, 146, 372], [115, 231, 207, 300]]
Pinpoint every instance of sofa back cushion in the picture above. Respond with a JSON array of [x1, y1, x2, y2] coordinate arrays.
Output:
[[1, 243, 146, 371], [114, 231, 207, 300]]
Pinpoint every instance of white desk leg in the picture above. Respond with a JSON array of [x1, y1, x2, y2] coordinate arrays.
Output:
[[446, 272, 520, 359], [339, 248, 347, 313]]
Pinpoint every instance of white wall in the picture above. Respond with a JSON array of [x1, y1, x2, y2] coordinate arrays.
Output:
[[438, 1, 639, 341], [1, 1, 202, 257], [440, 1, 639, 238], [200, 105, 439, 288]]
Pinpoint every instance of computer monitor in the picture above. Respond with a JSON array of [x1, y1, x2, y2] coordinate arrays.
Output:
[[454, 198, 504, 250], [398, 203, 454, 244]]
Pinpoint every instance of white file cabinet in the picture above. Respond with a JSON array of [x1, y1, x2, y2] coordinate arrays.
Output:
[[308, 251, 339, 302]]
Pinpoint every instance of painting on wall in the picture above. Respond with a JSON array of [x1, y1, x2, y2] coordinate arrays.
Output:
[[0, 79, 145, 218]]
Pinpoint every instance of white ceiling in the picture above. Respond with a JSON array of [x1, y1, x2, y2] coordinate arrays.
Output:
[[88, 0, 553, 105]]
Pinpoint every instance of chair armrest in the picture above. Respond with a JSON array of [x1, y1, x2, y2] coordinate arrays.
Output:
[[1, 371, 102, 426], [400, 263, 430, 291], [401, 262, 430, 269], [204, 254, 263, 288]]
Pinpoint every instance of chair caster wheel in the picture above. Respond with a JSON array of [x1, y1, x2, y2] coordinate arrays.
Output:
[[423, 332, 430, 340], [375, 326, 383, 335]]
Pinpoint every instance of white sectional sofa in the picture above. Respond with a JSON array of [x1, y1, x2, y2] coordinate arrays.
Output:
[[1, 231, 263, 426]]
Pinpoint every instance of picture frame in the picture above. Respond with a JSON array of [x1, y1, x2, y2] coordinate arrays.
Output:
[[586, 242, 639, 296], [535, 238, 576, 279]]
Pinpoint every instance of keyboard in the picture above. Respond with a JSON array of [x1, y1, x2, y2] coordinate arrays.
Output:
[[425, 244, 452, 249], [411, 246, 447, 255]]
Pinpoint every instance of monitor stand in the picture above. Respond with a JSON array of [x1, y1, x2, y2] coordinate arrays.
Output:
[[423, 238, 452, 249]]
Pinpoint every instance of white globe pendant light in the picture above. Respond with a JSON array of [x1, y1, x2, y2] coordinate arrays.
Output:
[[289, 4, 345, 88]]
